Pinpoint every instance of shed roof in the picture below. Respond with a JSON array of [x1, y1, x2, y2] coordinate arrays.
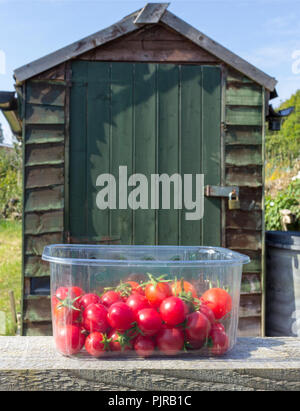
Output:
[[14, 3, 277, 91]]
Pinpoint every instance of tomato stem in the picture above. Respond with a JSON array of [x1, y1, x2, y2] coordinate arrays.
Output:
[[139, 272, 171, 287]]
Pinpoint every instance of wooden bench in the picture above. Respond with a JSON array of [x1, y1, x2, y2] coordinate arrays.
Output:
[[0, 337, 299, 391]]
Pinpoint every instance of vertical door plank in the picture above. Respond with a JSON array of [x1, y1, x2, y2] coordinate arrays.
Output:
[[110, 63, 133, 244], [86, 62, 111, 239], [202, 66, 221, 246], [180, 65, 203, 245], [133, 63, 157, 245], [69, 61, 88, 237], [157, 64, 180, 245]]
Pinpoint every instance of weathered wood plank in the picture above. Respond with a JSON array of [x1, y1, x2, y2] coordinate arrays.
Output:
[[24, 211, 64, 235], [157, 64, 180, 245], [25, 166, 64, 189], [236, 249, 261, 273], [31, 63, 66, 81], [235, 186, 262, 211], [202, 66, 221, 246], [25, 104, 64, 124], [25, 144, 64, 166], [81, 39, 220, 63], [110, 63, 133, 245], [180, 65, 202, 246], [226, 106, 262, 126], [27, 82, 65, 106], [25, 186, 64, 212], [23, 296, 51, 322], [225, 166, 262, 187], [241, 273, 261, 294], [134, 3, 169, 25], [226, 83, 263, 106], [134, 63, 156, 245], [22, 322, 52, 336], [225, 145, 262, 166], [24, 256, 50, 277], [239, 294, 261, 318], [226, 229, 262, 250], [25, 124, 65, 145], [226, 68, 254, 84], [130, 24, 192, 41], [225, 125, 262, 146], [238, 318, 261, 337], [226, 210, 262, 230], [0, 337, 299, 391], [25, 233, 63, 255]]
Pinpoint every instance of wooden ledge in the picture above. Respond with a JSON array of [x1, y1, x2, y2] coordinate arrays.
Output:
[[0, 337, 299, 391]]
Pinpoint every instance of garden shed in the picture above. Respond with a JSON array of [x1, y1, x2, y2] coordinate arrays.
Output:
[[4, 3, 278, 336]]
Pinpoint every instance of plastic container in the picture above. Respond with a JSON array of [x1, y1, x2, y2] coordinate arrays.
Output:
[[42, 245, 250, 358]]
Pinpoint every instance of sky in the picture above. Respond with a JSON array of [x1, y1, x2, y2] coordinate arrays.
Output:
[[0, 0, 299, 143]]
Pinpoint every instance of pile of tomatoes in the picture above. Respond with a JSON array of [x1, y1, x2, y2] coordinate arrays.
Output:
[[52, 274, 232, 358]]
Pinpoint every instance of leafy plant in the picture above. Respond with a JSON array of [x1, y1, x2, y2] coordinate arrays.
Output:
[[266, 89, 300, 171], [0, 143, 22, 218], [265, 180, 300, 231]]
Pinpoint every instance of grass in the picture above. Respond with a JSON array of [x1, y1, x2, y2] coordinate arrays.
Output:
[[0, 219, 22, 335]]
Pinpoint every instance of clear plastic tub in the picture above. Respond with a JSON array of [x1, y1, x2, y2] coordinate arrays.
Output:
[[42, 245, 250, 358]]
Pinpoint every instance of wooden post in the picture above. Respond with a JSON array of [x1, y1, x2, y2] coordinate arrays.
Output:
[[9, 290, 17, 332]]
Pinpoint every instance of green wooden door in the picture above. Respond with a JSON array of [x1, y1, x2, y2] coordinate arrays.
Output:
[[69, 62, 221, 246]]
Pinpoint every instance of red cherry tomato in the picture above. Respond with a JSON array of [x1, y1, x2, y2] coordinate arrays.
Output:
[[159, 296, 186, 326], [84, 332, 109, 357], [69, 286, 84, 298], [145, 282, 172, 308], [185, 311, 211, 344], [211, 322, 225, 333], [209, 328, 229, 356], [52, 292, 81, 325], [156, 327, 184, 356], [198, 302, 215, 324], [108, 330, 133, 352], [125, 281, 145, 296], [79, 293, 101, 310], [200, 288, 232, 320], [134, 335, 155, 357], [82, 303, 109, 333], [107, 302, 135, 332], [54, 324, 85, 355], [136, 308, 163, 336], [171, 280, 197, 299], [55, 287, 70, 300], [100, 290, 122, 308], [126, 293, 150, 318]]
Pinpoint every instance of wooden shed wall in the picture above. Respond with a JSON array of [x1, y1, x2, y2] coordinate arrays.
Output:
[[224, 68, 265, 336], [22, 66, 67, 335], [21, 24, 265, 336]]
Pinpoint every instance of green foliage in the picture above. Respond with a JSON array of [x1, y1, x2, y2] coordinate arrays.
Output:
[[0, 220, 21, 335], [266, 89, 300, 170], [265, 180, 300, 230], [0, 124, 4, 144], [0, 143, 22, 218]]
